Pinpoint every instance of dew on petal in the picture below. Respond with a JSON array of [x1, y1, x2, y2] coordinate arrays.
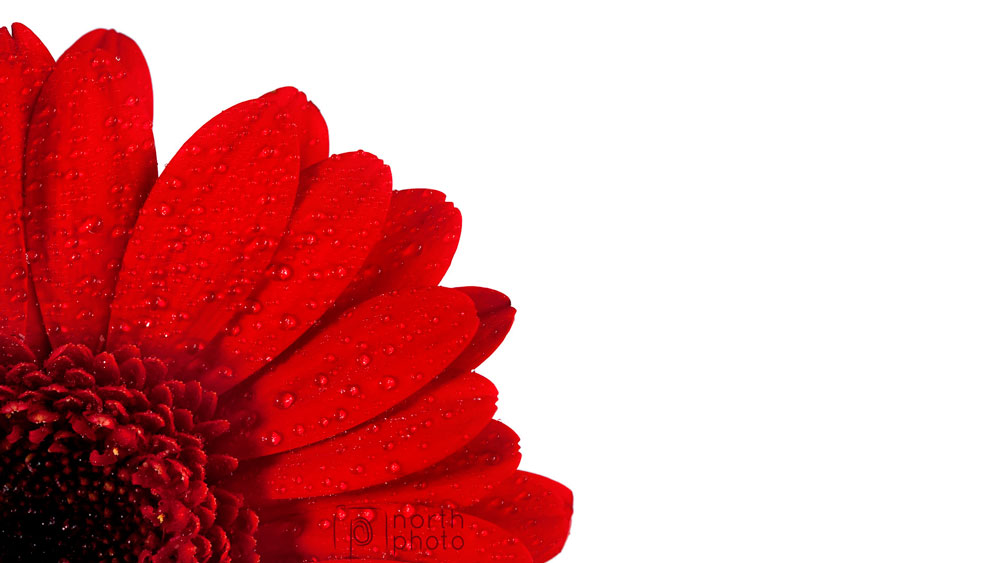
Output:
[[274, 392, 296, 409]]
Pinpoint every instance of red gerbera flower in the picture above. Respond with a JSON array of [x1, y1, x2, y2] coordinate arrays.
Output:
[[0, 24, 572, 563]]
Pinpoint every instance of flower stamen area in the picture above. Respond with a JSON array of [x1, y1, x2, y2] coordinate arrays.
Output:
[[0, 337, 256, 563], [0, 443, 151, 561]]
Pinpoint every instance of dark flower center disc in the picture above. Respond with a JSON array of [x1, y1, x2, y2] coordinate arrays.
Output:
[[0, 442, 150, 562]]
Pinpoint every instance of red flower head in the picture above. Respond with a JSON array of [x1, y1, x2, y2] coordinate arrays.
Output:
[[0, 24, 572, 563]]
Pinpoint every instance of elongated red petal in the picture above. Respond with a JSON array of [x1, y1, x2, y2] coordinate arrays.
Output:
[[24, 29, 156, 350], [331, 189, 461, 313], [225, 372, 497, 503], [465, 471, 573, 563], [213, 287, 478, 459], [310, 560, 409, 563], [297, 100, 328, 169], [306, 421, 522, 511], [6, 22, 51, 64], [265, 91, 327, 171], [257, 503, 531, 562], [108, 88, 307, 364], [0, 24, 53, 356], [443, 287, 515, 377], [189, 151, 391, 391]]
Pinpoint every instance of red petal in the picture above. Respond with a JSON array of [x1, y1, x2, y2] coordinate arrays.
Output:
[[309, 561, 409, 563], [308, 420, 522, 510], [444, 287, 515, 377], [257, 503, 531, 563], [212, 287, 478, 459], [331, 189, 461, 313], [310, 560, 408, 563], [297, 100, 328, 169], [465, 471, 573, 563], [189, 151, 391, 392], [261, 89, 327, 171], [108, 88, 307, 364], [225, 372, 497, 503], [24, 29, 156, 350], [0, 24, 53, 355], [7, 23, 52, 64]]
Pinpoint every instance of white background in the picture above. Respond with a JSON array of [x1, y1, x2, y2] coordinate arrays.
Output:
[[9, 1, 1000, 561]]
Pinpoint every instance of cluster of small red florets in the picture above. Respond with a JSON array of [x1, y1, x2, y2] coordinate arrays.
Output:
[[0, 336, 257, 562]]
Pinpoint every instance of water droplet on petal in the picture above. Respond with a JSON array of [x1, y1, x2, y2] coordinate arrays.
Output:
[[279, 314, 299, 330], [260, 431, 282, 446], [274, 392, 296, 409]]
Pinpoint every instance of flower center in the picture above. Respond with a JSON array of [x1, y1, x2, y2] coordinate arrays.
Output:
[[0, 443, 151, 562], [0, 337, 258, 563]]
